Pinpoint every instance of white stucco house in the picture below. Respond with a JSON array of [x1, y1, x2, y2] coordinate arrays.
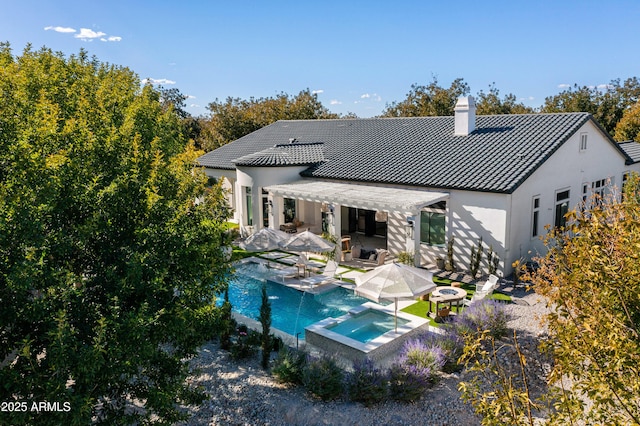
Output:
[[198, 97, 640, 275]]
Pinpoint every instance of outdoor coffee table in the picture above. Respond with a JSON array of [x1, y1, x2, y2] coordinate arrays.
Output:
[[428, 286, 467, 313]]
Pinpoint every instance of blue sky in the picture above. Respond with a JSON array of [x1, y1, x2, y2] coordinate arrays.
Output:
[[2, 0, 640, 118]]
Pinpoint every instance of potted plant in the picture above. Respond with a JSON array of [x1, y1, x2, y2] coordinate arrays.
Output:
[[342, 250, 352, 262], [435, 256, 445, 269]]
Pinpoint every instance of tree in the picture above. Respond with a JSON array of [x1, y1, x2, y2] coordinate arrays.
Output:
[[460, 175, 640, 425], [475, 84, 534, 115], [541, 78, 640, 136], [0, 44, 232, 424], [614, 100, 640, 141], [198, 89, 339, 151], [381, 76, 470, 117], [259, 283, 272, 369]]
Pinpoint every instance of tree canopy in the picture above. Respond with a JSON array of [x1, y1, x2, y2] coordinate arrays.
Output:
[[381, 77, 471, 117], [196, 89, 339, 152], [0, 44, 231, 424]]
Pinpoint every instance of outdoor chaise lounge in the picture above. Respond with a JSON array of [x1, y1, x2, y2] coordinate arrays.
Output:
[[269, 266, 300, 283], [464, 274, 499, 306], [300, 260, 339, 287]]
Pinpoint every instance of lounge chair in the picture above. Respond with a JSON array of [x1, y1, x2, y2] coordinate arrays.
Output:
[[269, 266, 300, 283], [300, 260, 339, 287], [464, 274, 499, 306]]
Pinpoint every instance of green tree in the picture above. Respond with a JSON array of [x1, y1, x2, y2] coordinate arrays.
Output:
[[0, 44, 232, 424], [475, 84, 534, 115], [381, 76, 470, 117], [199, 89, 339, 151], [541, 78, 640, 135], [259, 283, 272, 369]]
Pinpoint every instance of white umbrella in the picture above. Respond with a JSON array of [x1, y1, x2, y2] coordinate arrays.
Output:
[[355, 262, 437, 332], [279, 230, 335, 253], [239, 227, 290, 252]]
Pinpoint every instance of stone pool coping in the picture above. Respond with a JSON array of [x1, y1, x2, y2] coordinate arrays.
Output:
[[305, 302, 433, 364]]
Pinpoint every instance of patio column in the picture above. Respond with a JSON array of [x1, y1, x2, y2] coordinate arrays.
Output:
[[269, 194, 282, 230], [413, 212, 422, 267]]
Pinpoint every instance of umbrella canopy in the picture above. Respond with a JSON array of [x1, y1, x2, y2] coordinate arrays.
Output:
[[355, 263, 436, 332], [239, 227, 290, 252], [279, 230, 335, 253]]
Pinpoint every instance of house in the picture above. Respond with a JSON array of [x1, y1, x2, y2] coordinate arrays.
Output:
[[198, 97, 640, 275]]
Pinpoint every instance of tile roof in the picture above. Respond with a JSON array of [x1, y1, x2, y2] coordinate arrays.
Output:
[[617, 141, 640, 164], [197, 113, 619, 193], [232, 142, 325, 167]]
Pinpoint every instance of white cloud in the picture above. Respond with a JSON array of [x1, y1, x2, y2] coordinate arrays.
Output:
[[330, 100, 342, 105], [142, 78, 177, 85], [100, 36, 122, 42], [187, 95, 196, 99], [557, 83, 571, 89], [597, 84, 614, 90], [75, 28, 106, 41], [189, 104, 200, 108], [312, 89, 324, 95], [44, 26, 76, 33], [360, 93, 371, 99]]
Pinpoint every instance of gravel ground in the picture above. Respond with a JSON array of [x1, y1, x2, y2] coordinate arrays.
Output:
[[178, 283, 551, 426]]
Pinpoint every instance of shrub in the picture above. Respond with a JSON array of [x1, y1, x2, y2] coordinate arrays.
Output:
[[302, 356, 344, 401], [397, 251, 414, 265], [469, 237, 483, 278], [399, 339, 446, 377], [271, 347, 307, 385], [422, 331, 465, 373], [259, 282, 272, 369], [388, 363, 432, 402], [453, 299, 510, 339], [229, 326, 257, 360], [346, 359, 389, 406]]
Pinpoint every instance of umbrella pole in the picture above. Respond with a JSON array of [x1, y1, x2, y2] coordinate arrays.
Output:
[[395, 298, 398, 333]]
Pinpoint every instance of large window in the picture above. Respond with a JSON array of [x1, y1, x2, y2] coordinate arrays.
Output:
[[244, 187, 253, 226], [283, 198, 296, 224], [554, 189, 570, 228], [261, 189, 269, 228], [420, 202, 446, 246]]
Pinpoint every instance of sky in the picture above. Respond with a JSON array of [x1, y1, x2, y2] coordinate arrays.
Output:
[[2, 0, 640, 118]]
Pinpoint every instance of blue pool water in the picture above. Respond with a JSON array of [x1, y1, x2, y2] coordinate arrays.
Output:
[[226, 262, 370, 338], [327, 310, 409, 343]]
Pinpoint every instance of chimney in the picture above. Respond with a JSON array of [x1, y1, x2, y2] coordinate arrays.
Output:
[[454, 96, 476, 136]]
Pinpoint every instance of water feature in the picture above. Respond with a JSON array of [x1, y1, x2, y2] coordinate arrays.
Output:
[[326, 309, 410, 343], [224, 261, 370, 338]]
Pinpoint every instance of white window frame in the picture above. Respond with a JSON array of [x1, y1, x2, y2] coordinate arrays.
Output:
[[579, 133, 588, 152], [531, 196, 540, 238]]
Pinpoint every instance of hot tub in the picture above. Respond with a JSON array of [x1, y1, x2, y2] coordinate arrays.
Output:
[[305, 303, 431, 364]]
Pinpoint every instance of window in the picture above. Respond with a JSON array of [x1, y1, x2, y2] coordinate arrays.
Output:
[[554, 189, 570, 228], [244, 187, 253, 226], [261, 189, 269, 228], [592, 178, 607, 200], [283, 198, 296, 224], [420, 202, 446, 246], [579, 133, 588, 151], [531, 196, 540, 238]]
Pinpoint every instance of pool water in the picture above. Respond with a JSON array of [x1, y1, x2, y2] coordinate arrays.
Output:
[[326, 310, 409, 343], [225, 262, 370, 338]]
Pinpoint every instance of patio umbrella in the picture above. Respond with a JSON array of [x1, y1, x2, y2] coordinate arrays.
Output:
[[279, 230, 335, 253], [355, 262, 437, 332], [239, 227, 290, 252]]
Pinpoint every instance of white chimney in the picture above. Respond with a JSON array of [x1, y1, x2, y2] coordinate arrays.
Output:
[[454, 96, 476, 136]]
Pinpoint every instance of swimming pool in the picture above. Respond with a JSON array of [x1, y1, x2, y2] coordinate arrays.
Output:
[[226, 261, 370, 338], [326, 309, 409, 343]]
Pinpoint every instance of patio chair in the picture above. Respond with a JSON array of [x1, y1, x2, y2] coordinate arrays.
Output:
[[464, 274, 499, 306], [300, 260, 339, 287], [269, 267, 300, 283]]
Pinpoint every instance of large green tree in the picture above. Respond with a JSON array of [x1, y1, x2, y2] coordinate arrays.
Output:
[[541, 78, 640, 136], [197, 89, 339, 151], [0, 44, 231, 424], [381, 77, 470, 117], [475, 84, 534, 115]]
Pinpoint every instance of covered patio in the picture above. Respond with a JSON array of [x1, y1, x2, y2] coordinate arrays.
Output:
[[264, 180, 448, 266]]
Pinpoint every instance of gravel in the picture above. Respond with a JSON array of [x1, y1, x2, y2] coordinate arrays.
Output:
[[178, 282, 551, 426]]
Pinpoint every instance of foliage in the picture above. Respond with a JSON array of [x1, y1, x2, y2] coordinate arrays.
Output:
[[446, 236, 456, 271], [422, 331, 465, 373], [382, 76, 470, 117], [302, 356, 345, 401], [459, 330, 542, 426], [453, 299, 510, 339], [398, 339, 446, 377], [475, 84, 534, 115], [198, 89, 339, 151], [487, 244, 499, 275], [219, 291, 236, 351], [397, 251, 415, 265], [614, 100, 640, 141], [540, 77, 640, 135], [320, 232, 338, 261], [259, 283, 272, 369], [0, 44, 232, 425], [229, 325, 258, 360], [528, 173, 640, 425], [388, 362, 433, 403], [346, 359, 389, 407], [469, 237, 483, 278], [271, 347, 307, 385]]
